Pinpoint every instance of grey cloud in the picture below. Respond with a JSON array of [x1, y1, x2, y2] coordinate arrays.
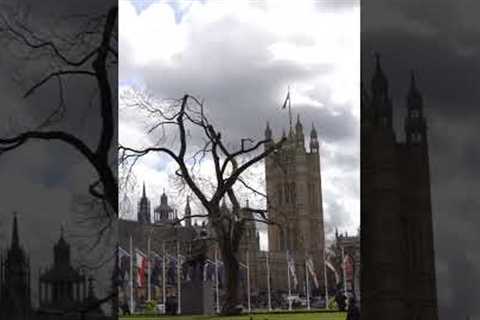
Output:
[[120, 1, 359, 235]]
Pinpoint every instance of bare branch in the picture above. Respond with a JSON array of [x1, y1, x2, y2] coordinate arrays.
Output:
[[24, 70, 96, 97]]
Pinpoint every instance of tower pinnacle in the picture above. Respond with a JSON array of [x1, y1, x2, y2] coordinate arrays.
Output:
[[371, 52, 389, 95], [265, 121, 273, 142], [185, 196, 192, 227], [11, 212, 19, 248], [405, 70, 426, 145], [310, 123, 319, 153]]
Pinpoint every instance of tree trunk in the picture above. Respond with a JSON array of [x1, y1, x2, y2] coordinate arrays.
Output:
[[220, 239, 242, 315]]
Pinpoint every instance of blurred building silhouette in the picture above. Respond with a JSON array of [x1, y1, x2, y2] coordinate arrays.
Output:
[[361, 54, 438, 319], [0, 214, 33, 320], [37, 227, 105, 319]]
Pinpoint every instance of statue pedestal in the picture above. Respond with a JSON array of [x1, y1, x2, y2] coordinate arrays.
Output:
[[181, 280, 215, 315]]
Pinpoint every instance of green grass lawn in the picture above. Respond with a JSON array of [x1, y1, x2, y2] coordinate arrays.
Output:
[[120, 311, 346, 320]]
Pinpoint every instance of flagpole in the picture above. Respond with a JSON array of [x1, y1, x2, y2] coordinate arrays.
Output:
[[177, 241, 181, 315], [246, 249, 251, 313], [288, 86, 292, 133], [147, 236, 151, 302], [286, 250, 292, 311], [305, 256, 310, 311], [129, 236, 134, 314], [162, 241, 166, 314], [266, 251, 272, 312], [341, 245, 348, 309], [215, 244, 220, 313], [324, 252, 329, 310]]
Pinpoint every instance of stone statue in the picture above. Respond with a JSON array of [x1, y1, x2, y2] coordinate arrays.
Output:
[[183, 235, 208, 282]]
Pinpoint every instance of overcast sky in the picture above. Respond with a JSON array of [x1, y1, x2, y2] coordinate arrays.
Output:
[[363, 0, 480, 318], [119, 0, 360, 249]]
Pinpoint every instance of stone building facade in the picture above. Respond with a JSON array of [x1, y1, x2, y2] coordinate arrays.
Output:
[[361, 55, 438, 319], [264, 116, 326, 294], [119, 117, 329, 305]]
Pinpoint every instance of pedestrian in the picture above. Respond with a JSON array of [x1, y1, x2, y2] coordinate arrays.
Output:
[[121, 302, 130, 315], [346, 297, 360, 320], [335, 290, 347, 311]]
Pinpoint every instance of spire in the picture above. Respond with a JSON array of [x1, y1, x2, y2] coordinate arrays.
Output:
[[295, 114, 303, 133], [60, 222, 65, 239], [375, 52, 381, 73], [405, 69, 426, 145], [185, 196, 192, 227], [142, 182, 146, 198], [265, 121, 272, 140], [11, 212, 19, 248], [371, 51, 389, 95], [310, 123, 317, 138], [310, 123, 319, 153], [410, 69, 416, 92], [407, 69, 423, 108], [160, 188, 168, 205]]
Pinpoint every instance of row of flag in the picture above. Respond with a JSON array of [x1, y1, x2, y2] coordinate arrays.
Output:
[[287, 251, 351, 290], [287, 251, 322, 290], [120, 248, 346, 288], [117, 246, 226, 288]]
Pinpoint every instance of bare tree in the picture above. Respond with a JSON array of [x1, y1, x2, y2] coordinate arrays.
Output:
[[119, 91, 286, 314]]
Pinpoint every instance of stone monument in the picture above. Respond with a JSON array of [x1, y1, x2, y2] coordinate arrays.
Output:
[[181, 235, 215, 315]]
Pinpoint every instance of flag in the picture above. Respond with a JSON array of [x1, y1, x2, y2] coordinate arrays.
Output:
[[281, 90, 290, 109], [206, 259, 216, 281], [287, 251, 298, 288], [306, 256, 319, 288], [150, 252, 162, 286], [119, 246, 130, 285], [218, 262, 225, 289], [203, 261, 210, 282], [325, 259, 340, 284], [136, 249, 147, 287], [167, 254, 177, 285], [343, 254, 354, 282]]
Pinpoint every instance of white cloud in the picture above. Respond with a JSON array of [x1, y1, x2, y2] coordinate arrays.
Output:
[[120, 0, 360, 242]]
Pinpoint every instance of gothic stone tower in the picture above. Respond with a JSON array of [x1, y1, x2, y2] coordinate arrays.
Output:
[[154, 191, 176, 224], [361, 54, 438, 319], [264, 116, 325, 292], [0, 214, 32, 320], [137, 182, 151, 224]]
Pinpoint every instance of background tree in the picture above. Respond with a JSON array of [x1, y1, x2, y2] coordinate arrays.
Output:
[[119, 91, 286, 315], [0, 4, 118, 316]]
